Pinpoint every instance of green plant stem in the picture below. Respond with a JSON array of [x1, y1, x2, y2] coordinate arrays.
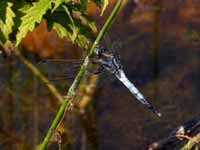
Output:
[[181, 133, 200, 150], [40, 1, 123, 149], [88, 0, 123, 57]]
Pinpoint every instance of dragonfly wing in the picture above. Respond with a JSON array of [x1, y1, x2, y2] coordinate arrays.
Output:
[[38, 58, 83, 80], [39, 58, 84, 64]]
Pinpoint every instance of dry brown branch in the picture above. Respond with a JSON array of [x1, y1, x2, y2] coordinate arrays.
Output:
[[149, 114, 200, 150]]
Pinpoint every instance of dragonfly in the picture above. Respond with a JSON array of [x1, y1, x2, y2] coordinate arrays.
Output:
[[41, 46, 161, 117], [93, 46, 161, 117]]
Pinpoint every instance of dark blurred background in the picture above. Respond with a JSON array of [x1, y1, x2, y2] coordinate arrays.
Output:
[[0, 0, 200, 149]]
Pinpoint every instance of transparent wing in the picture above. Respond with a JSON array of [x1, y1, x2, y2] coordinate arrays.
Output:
[[38, 58, 84, 81], [39, 58, 84, 64]]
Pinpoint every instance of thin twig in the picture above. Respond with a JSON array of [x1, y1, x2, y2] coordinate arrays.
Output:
[[15, 50, 63, 103], [149, 114, 200, 150], [181, 133, 200, 150]]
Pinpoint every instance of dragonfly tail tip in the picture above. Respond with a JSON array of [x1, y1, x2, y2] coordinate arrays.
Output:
[[148, 105, 162, 117], [157, 112, 162, 117]]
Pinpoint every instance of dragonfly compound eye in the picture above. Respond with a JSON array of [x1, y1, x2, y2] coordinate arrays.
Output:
[[100, 47, 106, 53], [94, 47, 100, 55]]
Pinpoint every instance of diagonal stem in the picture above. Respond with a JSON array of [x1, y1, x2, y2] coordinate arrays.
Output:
[[15, 50, 63, 103], [40, 1, 123, 149]]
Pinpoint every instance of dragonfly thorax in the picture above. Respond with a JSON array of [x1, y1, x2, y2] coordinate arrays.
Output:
[[100, 53, 123, 76], [94, 46, 123, 76], [94, 46, 106, 59]]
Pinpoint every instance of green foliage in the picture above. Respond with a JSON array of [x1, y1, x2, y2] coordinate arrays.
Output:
[[0, 0, 109, 49], [101, 0, 109, 16], [0, 1, 15, 44], [80, 0, 88, 11], [52, 22, 71, 39], [52, 0, 66, 12], [16, 0, 51, 46]]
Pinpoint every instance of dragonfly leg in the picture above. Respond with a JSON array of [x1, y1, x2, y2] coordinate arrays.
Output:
[[90, 57, 102, 64], [92, 65, 104, 74]]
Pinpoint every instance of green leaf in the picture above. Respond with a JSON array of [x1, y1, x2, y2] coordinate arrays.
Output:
[[72, 11, 97, 33], [46, 4, 94, 49], [80, 0, 88, 11], [63, 5, 78, 41], [76, 33, 90, 49], [16, 0, 51, 46], [0, 1, 15, 42], [18, 3, 32, 13], [0, 0, 7, 23], [52, 0, 64, 12], [12, 1, 32, 33], [100, 0, 109, 16], [63, 5, 74, 26], [53, 22, 71, 39], [52, 0, 70, 12], [53, 22, 90, 49]]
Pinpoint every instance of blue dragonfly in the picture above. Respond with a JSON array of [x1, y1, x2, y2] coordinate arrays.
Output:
[[41, 46, 161, 117], [93, 47, 161, 117]]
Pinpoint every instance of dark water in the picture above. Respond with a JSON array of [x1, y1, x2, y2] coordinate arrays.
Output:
[[0, 1, 200, 150]]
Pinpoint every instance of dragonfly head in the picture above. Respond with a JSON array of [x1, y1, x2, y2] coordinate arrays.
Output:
[[94, 46, 107, 59]]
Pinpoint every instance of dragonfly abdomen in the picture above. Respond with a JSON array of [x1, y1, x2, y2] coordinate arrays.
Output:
[[116, 70, 161, 117]]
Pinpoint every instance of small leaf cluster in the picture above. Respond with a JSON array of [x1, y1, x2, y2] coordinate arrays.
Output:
[[0, 0, 109, 49]]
